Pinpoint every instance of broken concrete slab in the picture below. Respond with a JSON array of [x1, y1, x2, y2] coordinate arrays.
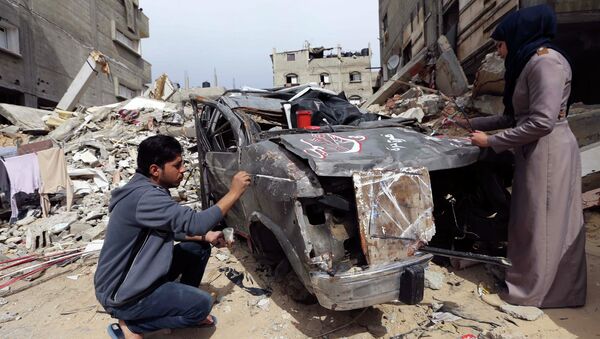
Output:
[[500, 304, 544, 321], [395, 107, 425, 122], [362, 48, 429, 108], [435, 36, 469, 97], [473, 53, 505, 97], [48, 116, 85, 141], [82, 223, 107, 242], [68, 222, 91, 236], [471, 95, 504, 116], [0, 311, 19, 324], [0, 104, 50, 132], [424, 268, 444, 290], [73, 149, 99, 166], [417, 94, 443, 116]]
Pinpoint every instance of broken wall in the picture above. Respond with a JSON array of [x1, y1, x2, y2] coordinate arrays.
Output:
[[0, 0, 151, 109]]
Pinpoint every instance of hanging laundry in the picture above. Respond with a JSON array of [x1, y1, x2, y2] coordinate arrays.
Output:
[[2, 153, 41, 221], [0, 146, 17, 158], [36, 148, 74, 217]]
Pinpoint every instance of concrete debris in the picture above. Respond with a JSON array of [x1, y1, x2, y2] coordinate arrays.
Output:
[[424, 268, 444, 290], [472, 95, 504, 116], [73, 149, 99, 166], [473, 53, 505, 97], [0, 104, 49, 132], [0, 297, 7, 306], [0, 311, 19, 324], [81, 222, 107, 242], [435, 36, 469, 97], [480, 327, 526, 339], [430, 311, 461, 324], [394, 107, 425, 122], [215, 252, 230, 262], [499, 304, 544, 321], [256, 298, 270, 311]]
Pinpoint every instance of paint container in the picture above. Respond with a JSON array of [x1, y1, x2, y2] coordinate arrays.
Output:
[[223, 227, 235, 246], [296, 110, 313, 129]]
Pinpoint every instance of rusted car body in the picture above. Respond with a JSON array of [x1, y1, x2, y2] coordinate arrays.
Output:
[[191, 87, 505, 310]]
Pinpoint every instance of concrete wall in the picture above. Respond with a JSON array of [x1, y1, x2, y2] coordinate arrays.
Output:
[[378, 0, 440, 83], [377, 0, 600, 104], [271, 47, 375, 102], [0, 0, 151, 109]]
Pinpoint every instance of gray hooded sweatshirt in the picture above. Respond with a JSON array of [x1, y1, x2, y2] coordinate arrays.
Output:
[[94, 173, 222, 308]]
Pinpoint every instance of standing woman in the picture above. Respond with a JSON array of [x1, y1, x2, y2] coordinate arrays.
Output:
[[468, 5, 586, 308]]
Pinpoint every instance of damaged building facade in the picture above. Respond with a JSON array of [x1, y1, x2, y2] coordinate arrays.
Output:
[[271, 44, 377, 105], [0, 0, 151, 109], [378, 0, 600, 104]]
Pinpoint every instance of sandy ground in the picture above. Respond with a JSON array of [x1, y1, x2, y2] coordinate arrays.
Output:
[[0, 210, 598, 339]]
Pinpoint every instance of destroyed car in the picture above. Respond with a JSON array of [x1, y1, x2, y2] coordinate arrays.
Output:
[[191, 85, 512, 310]]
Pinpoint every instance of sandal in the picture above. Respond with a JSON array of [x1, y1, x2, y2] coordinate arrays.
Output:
[[107, 323, 125, 339], [198, 314, 218, 328]]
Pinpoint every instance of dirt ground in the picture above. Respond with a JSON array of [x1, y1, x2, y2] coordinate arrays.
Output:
[[0, 210, 598, 339]]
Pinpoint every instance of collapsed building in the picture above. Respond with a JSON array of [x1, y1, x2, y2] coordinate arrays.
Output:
[[271, 43, 378, 105], [0, 0, 151, 109]]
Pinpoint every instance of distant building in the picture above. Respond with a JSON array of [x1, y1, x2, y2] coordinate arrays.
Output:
[[271, 44, 377, 105], [378, 0, 600, 104], [0, 0, 152, 109]]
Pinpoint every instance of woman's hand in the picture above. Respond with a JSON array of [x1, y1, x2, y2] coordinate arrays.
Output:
[[470, 131, 490, 147]]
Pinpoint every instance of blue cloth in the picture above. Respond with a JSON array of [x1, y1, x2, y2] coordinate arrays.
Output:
[[491, 4, 569, 117], [0, 146, 17, 158], [105, 241, 213, 334]]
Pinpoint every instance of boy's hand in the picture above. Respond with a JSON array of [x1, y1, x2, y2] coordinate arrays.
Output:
[[230, 171, 251, 198], [205, 231, 225, 246]]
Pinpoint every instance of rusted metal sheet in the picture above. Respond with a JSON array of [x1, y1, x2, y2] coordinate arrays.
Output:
[[352, 168, 435, 265]]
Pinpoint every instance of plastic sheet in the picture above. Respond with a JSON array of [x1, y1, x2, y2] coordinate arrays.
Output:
[[353, 167, 435, 265]]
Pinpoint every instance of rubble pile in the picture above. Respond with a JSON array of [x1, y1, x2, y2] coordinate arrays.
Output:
[[365, 51, 507, 138], [0, 78, 204, 290]]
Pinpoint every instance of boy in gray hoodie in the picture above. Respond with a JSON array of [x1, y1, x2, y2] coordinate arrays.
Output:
[[94, 135, 250, 338]]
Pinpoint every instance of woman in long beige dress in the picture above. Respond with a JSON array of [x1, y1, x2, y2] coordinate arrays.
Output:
[[469, 5, 586, 308]]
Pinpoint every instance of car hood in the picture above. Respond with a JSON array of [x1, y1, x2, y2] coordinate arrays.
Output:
[[276, 127, 480, 177]]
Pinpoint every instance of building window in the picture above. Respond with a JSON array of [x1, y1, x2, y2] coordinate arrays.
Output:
[[0, 27, 7, 50], [349, 95, 362, 106], [287, 53, 295, 61], [0, 21, 20, 56], [116, 30, 140, 52], [285, 73, 298, 85], [115, 80, 139, 100], [349, 72, 362, 83], [382, 13, 388, 33], [320, 73, 330, 84]]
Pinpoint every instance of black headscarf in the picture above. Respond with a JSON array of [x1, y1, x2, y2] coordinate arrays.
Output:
[[491, 5, 570, 117]]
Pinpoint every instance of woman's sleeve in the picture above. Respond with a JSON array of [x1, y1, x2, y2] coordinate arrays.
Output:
[[487, 56, 566, 153], [470, 115, 515, 131]]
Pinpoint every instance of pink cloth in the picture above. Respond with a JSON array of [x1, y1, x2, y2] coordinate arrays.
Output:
[[2, 153, 41, 220]]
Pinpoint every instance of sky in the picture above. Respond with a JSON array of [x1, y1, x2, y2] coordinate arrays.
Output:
[[141, 0, 380, 89]]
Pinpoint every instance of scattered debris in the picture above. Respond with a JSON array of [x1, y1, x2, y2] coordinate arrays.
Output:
[[430, 311, 462, 324], [214, 251, 230, 262], [500, 304, 544, 321], [480, 326, 526, 339], [256, 297, 270, 311], [473, 53, 505, 97], [424, 268, 444, 290], [0, 311, 19, 324]]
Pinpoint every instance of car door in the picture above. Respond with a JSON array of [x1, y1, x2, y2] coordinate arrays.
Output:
[[194, 100, 250, 231]]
